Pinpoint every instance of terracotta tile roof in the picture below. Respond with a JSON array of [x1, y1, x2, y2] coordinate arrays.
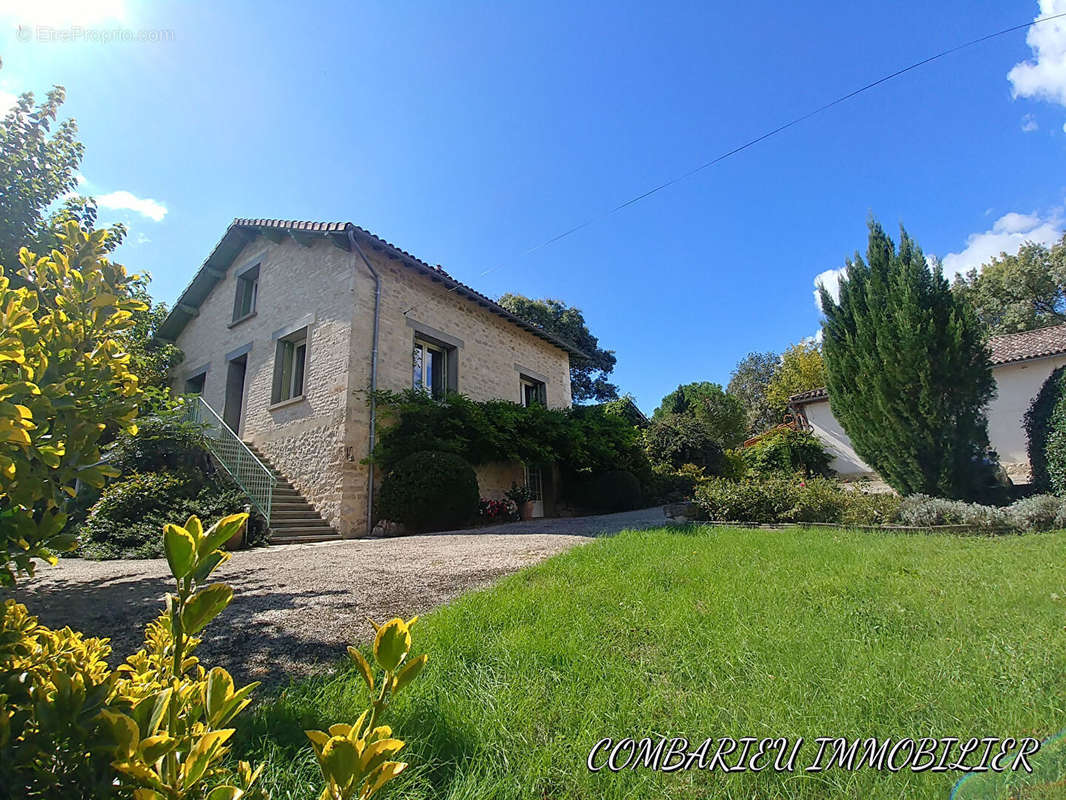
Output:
[[788, 323, 1066, 406], [157, 218, 586, 358], [987, 323, 1066, 365], [788, 387, 828, 404]]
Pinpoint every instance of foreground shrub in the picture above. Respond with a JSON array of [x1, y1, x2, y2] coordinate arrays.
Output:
[[0, 223, 145, 585], [839, 491, 902, 526], [2, 514, 426, 799], [787, 477, 848, 523], [378, 450, 479, 532], [694, 476, 799, 523], [588, 470, 642, 512], [79, 469, 267, 559], [896, 494, 1066, 533], [742, 427, 832, 478]]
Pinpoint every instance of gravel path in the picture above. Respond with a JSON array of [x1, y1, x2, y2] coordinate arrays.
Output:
[[12, 507, 667, 685]]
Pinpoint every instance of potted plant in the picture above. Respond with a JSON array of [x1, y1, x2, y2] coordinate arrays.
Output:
[[506, 482, 536, 521]]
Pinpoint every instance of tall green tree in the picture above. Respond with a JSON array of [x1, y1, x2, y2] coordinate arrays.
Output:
[[951, 234, 1066, 334], [651, 381, 748, 449], [497, 294, 617, 402], [819, 220, 995, 499], [0, 87, 85, 275], [727, 351, 780, 433], [765, 341, 826, 411]]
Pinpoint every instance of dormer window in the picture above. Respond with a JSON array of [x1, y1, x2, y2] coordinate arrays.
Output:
[[232, 264, 259, 322]]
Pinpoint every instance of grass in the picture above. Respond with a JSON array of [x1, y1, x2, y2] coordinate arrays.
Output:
[[234, 526, 1066, 799]]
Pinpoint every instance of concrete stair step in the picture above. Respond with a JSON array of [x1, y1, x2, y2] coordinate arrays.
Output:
[[269, 526, 339, 538], [271, 518, 332, 529], [241, 441, 340, 543], [271, 509, 320, 519]]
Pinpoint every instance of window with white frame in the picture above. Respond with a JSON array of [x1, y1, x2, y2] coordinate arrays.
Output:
[[413, 337, 454, 399], [272, 328, 307, 404], [520, 375, 546, 407], [232, 264, 259, 322]]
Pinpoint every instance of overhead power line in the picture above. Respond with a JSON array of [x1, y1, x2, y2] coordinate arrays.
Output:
[[404, 9, 1066, 316]]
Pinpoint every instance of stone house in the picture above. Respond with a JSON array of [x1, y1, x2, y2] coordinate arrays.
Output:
[[156, 218, 580, 541], [788, 324, 1066, 483]]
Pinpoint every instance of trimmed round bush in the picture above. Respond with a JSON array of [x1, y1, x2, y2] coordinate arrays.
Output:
[[377, 450, 480, 532], [589, 470, 642, 512]]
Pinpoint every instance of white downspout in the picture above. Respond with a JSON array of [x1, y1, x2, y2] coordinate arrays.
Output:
[[347, 226, 381, 535]]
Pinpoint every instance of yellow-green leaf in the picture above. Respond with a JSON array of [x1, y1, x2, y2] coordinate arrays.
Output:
[[372, 619, 410, 672], [320, 736, 360, 788], [198, 513, 247, 557], [361, 761, 407, 798], [348, 646, 374, 692], [182, 729, 234, 788], [181, 583, 233, 634], [163, 524, 196, 580], [392, 653, 427, 695]]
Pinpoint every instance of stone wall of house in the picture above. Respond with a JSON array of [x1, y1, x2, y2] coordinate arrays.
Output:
[[343, 240, 573, 533], [475, 461, 527, 501], [172, 234, 358, 532], [173, 229, 573, 537]]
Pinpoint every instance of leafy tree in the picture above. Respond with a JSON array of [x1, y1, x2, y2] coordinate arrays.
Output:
[[0, 222, 144, 584], [497, 294, 617, 402], [819, 220, 995, 499], [765, 341, 826, 411], [0, 87, 87, 276], [727, 351, 780, 433], [652, 381, 748, 448], [951, 234, 1066, 334], [643, 414, 724, 472], [124, 277, 183, 410]]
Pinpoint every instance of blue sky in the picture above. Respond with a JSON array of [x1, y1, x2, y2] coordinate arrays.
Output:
[[0, 0, 1064, 413]]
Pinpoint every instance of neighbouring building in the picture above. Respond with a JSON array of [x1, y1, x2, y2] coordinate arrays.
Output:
[[156, 219, 580, 541], [788, 324, 1066, 483]]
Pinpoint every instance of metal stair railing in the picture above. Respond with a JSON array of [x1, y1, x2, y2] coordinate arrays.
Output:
[[184, 396, 275, 524]]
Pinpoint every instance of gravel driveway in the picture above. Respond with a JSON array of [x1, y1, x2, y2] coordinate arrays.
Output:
[[12, 507, 666, 685]]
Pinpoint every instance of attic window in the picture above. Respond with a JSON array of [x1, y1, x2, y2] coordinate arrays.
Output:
[[232, 264, 259, 322]]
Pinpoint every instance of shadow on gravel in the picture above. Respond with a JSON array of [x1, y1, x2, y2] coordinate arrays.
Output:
[[13, 569, 352, 686]]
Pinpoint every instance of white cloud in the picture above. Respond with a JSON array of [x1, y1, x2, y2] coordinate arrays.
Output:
[[1008, 0, 1066, 107], [1022, 113, 1040, 131], [812, 209, 1064, 309], [813, 267, 846, 310], [96, 190, 167, 222], [941, 209, 1064, 278]]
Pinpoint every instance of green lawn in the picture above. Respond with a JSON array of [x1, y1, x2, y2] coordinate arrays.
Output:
[[236, 527, 1066, 799]]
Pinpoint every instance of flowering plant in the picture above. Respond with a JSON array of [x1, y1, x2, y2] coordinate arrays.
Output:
[[479, 497, 519, 523]]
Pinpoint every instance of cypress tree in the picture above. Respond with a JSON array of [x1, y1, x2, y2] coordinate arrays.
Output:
[[818, 220, 996, 499]]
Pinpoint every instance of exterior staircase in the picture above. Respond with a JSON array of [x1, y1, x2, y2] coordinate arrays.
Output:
[[245, 443, 341, 544]]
